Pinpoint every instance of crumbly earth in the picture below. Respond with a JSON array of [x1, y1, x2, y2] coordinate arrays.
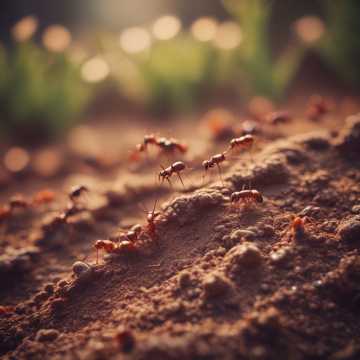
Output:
[[1, 103, 360, 360]]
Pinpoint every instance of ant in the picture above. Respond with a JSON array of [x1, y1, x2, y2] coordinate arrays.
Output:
[[69, 185, 89, 204], [230, 188, 263, 208], [0, 190, 56, 223], [135, 134, 158, 153], [32, 189, 55, 206], [94, 239, 139, 264], [156, 137, 188, 155], [265, 110, 292, 125], [227, 135, 254, 153], [41, 203, 84, 235], [159, 161, 186, 187], [139, 199, 161, 242], [306, 95, 331, 121], [289, 216, 314, 240], [202, 152, 226, 184], [9, 195, 30, 210], [134, 135, 187, 158]]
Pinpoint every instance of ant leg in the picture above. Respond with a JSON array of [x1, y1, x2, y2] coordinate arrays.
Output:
[[166, 177, 173, 189], [177, 172, 185, 188], [96, 248, 99, 265], [216, 164, 224, 186]]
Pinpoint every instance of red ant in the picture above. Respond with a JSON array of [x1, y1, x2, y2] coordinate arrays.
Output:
[[41, 202, 85, 235], [159, 161, 186, 187], [156, 137, 188, 155], [32, 189, 56, 206], [202, 152, 226, 184], [306, 95, 331, 121], [9, 195, 30, 209], [230, 189, 263, 208], [289, 216, 314, 240], [133, 135, 187, 159], [94, 239, 139, 264], [265, 110, 292, 125], [135, 134, 158, 153], [227, 135, 254, 153], [139, 199, 161, 242], [0, 191, 56, 224]]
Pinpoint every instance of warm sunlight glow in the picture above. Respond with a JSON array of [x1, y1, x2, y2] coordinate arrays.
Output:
[[81, 56, 110, 83], [191, 17, 218, 42], [119, 27, 151, 53], [213, 21, 242, 50], [42, 25, 72, 52], [4, 147, 30, 173], [152, 15, 181, 40], [294, 16, 325, 44], [11, 16, 38, 42]]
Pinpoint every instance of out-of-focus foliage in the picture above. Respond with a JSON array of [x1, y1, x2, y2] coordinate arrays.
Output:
[[0, 19, 92, 143], [223, 0, 305, 100], [320, 0, 360, 87], [104, 34, 218, 113]]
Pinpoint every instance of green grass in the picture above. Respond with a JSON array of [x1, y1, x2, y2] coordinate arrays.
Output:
[[0, 34, 91, 143]]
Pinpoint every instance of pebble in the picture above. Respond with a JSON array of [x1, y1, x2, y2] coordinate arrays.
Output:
[[178, 271, 192, 289], [351, 205, 360, 214], [230, 229, 256, 242], [336, 113, 360, 156], [225, 242, 263, 274], [338, 216, 360, 243], [35, 329, 60, 342], [203, 272, 233, 299], [72, 261, 92, 279], [270, 247, 292, 265]]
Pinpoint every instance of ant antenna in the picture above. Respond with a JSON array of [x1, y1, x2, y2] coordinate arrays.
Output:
[[151, 198, 158, 215]]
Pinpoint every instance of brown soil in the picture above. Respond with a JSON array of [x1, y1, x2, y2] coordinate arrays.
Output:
[[1, 97, 360, 360]]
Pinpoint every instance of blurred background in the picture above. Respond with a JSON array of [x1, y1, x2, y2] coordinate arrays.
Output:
[[0, 0, 359, 150]]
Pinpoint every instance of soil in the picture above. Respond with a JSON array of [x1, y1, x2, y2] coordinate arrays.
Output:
[[1, 95, 360, 360]]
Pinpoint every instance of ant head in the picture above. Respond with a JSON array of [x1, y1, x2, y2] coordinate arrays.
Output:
[[230, 192, 238, 202], [254, 190, 263, 203], [144, 134, 156, 144], [94, 239, 105, 249], [202, 160, 210, 170], [157, 137, 167, 146]]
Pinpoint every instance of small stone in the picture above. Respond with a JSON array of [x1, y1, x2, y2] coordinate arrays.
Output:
[[230, 229, 256, 242], [35, 329, 60, 342], [270, 247, 292, 265], [336, 113, 360, 156], [351, 205, 360, 214], [178, 271, 192, 289], [72, 261, 92, 279], [203, 272, 233, 300], [225, 242, 263, 274], [338, 217, 360, 243]]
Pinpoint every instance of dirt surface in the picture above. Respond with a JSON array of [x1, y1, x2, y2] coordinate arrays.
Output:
[[1, 98, 360, 360]]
